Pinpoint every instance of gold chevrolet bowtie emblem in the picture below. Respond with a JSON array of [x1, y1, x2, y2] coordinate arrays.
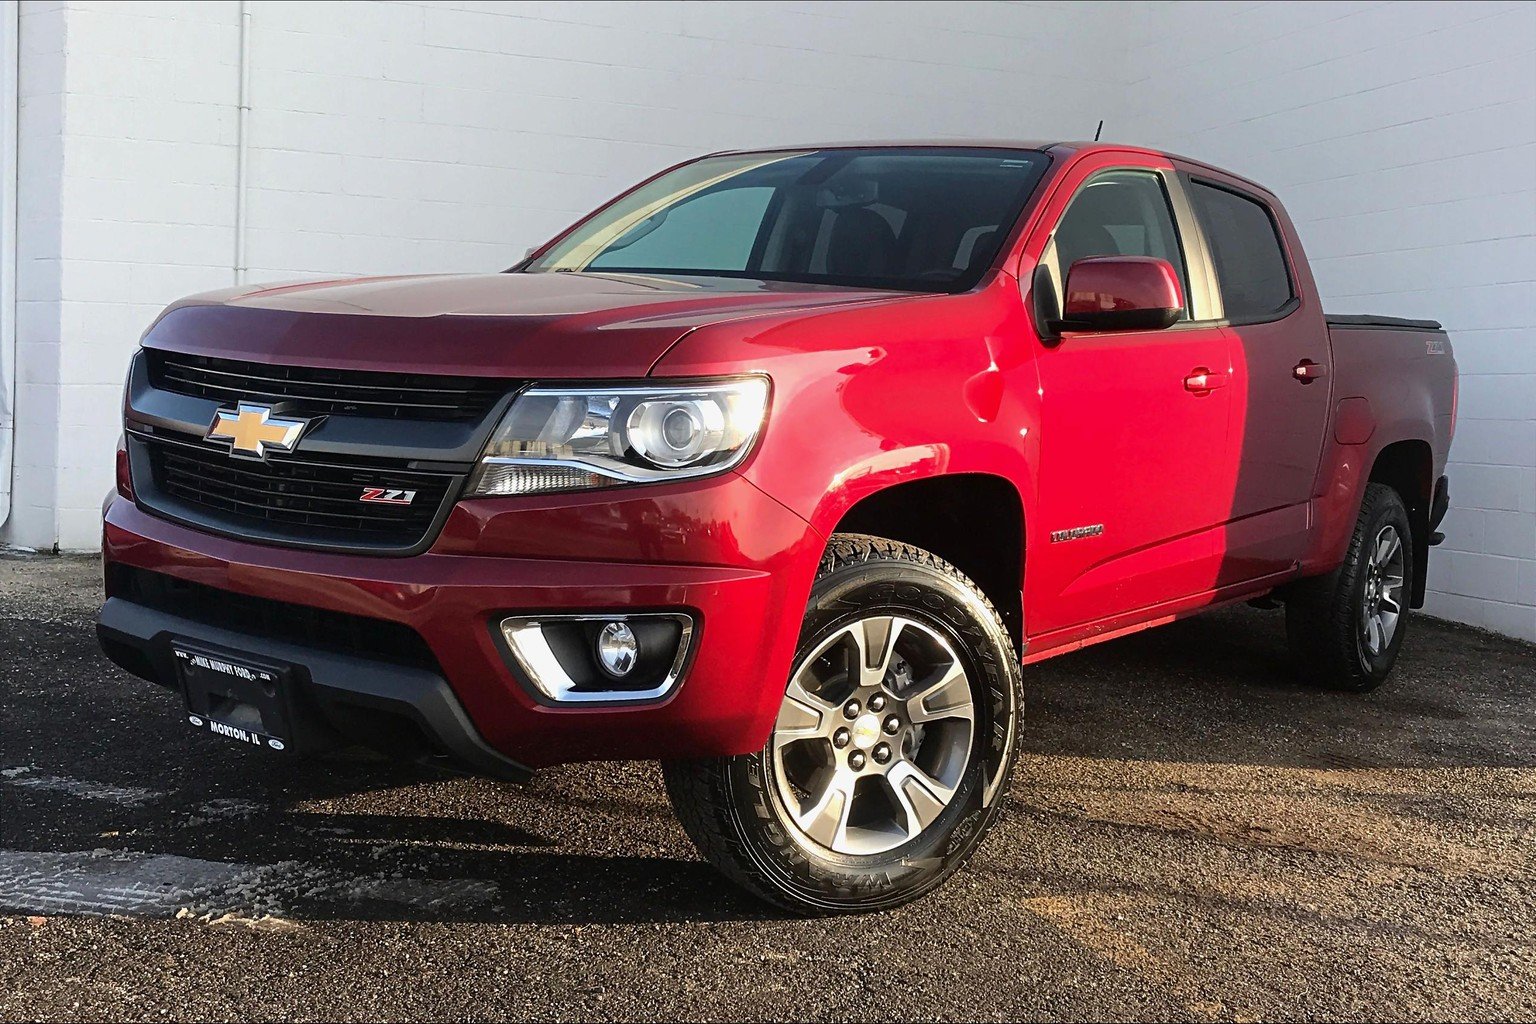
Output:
[[206, 403, 308, 459]]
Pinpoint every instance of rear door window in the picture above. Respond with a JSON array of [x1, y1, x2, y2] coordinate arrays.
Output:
[[1188, 181, 1294, 320]]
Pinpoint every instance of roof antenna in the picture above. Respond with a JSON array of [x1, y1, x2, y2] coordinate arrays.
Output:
[[1094, 119, 1104, 142]]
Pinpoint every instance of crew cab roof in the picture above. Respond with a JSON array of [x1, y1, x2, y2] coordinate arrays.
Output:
[[706, 139, 1058, 156], [702, 140, 1273, 197]]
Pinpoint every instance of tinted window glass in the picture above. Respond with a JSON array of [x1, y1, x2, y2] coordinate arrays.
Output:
[[525, 148, 1050, 293], [1189, 181, 1293, 319], [1053, 171, 1189, 310]]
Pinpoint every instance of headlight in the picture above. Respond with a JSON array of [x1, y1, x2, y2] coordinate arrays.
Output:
[[466, 377, 769, 497]]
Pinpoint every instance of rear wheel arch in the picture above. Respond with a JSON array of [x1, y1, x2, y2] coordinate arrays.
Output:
[[828, 473, 1025, 652], [1368, 438, 1433, 607]]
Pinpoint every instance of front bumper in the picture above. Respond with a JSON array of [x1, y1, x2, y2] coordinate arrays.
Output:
[[98, 595, 535, 781], [99, 474, 822, 772]]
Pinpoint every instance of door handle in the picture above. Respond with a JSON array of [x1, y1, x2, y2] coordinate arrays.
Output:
[[1184, 368, 1229, 393], [1293, 359, 1328, 383]]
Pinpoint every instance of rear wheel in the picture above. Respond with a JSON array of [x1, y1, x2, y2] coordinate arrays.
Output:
[[1286, 483, 1414, 691], [663, 534, 1022, 914]]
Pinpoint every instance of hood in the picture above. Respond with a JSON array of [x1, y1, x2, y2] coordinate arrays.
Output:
[[142, 272, 907, 379]]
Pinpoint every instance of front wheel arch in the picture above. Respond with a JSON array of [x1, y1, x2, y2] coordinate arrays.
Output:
[[829, 473, 1026, 653]]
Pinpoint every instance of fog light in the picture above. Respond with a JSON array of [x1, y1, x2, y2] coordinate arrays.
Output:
[[595, 621, 638, 678], [497, 612, 694, 705]]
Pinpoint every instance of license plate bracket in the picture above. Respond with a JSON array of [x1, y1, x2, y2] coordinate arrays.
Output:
[[171, 642, 294, 752]]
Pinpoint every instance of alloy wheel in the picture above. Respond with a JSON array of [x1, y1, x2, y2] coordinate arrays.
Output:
[[1359, 523, 1407, 659], [769, 616, 975, 856]]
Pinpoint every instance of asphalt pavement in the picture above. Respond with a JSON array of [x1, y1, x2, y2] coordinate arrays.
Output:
[[2, 552, 1533, 1021]]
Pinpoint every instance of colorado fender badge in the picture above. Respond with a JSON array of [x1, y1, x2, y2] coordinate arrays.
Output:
[[1050, 524, 1105, 543]]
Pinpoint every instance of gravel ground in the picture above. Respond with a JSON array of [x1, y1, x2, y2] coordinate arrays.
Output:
[[1, 552, 1533, 1022]]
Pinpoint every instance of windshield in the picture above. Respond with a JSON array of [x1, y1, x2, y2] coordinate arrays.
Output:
[[521, 147, 1051, 292]]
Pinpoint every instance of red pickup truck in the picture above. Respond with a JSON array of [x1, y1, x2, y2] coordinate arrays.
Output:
[[98, 142, 1456, 913]]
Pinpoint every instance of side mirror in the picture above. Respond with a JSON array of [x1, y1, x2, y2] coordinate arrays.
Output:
[[1054, 256, 1185, 333]]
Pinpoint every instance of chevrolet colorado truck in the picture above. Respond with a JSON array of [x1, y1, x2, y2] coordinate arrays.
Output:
[[97, 142, 1457, 913]]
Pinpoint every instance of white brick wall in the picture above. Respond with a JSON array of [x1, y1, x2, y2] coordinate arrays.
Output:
[[1, 2, 17, 533], [1122, 0, 1536, 642], [9, 0, 65, 548], [3, 0, 1133, 552], [3, 0, 1533, 641]]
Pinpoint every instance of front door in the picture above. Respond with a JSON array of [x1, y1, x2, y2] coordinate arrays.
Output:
[[1027, 164, 1235, 636]]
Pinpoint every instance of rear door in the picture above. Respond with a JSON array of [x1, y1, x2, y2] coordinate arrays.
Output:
[[1181, 175, 1333, 583], [1026, 157, 1236, 636]]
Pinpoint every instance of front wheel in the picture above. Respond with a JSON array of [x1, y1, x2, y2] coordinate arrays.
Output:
[[664, 534, 1022, 914]]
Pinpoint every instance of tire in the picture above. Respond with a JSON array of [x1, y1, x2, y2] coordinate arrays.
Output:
[[663, 533, 1023, 914], [1286, 483, 1414, 692]]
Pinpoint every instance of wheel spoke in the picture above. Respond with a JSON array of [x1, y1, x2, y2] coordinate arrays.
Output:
[[776, 674, 838, 748], [849, 615, 904, 689], [796, 772, 856, 847], [887, 761, 954, 836], [1365, 614, 1383, 654], [906, 660, 973, 725]]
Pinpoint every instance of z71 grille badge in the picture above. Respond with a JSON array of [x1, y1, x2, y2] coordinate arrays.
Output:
[[359, 488, 417, 506]]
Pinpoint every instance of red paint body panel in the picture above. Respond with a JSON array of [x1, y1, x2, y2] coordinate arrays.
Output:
[[103, 142, 1458, 770], [103, 471, 821, 768], [1062, 255, 1184, 318], [145, 273, 906, 379]]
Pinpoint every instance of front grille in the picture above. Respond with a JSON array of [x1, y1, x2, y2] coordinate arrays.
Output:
[[146, 350, 507, 422], [108, 565, 439, 672], [136, 432, 456, 551]]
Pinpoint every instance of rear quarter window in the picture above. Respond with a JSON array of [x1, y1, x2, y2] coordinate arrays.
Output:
[[1188, 180, 1294, 321]]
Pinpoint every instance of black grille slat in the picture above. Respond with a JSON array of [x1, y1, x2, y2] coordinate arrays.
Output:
[[158, 373, 469, 414], [147, 351, 507, 421], [139, 433, 455, 549], [158, 475, 419, 518], [157, 485, 417, 530], [158, 459, 424, 510], [157, 360, 488, 395]]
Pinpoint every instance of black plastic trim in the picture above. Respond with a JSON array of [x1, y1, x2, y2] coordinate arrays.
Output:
[[97, 597, 532, 783], [1326, 314, 1445, 332], [126, 355, 519, 465], [1431, 475, 1451, 532]]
